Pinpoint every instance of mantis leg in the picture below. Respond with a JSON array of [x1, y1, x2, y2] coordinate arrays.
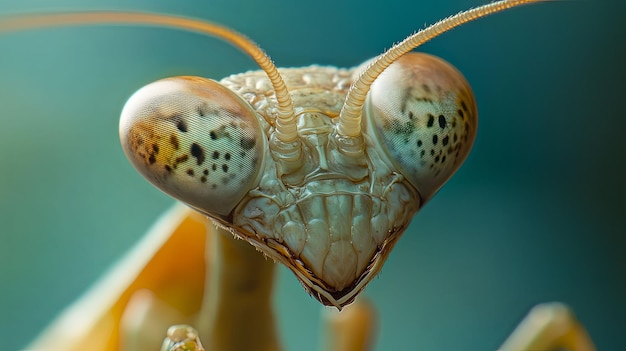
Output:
[[499, 302, 596, 351], [193, 222, 281, 351], [118, 209, 282, 351], [320, 298, 378, 351]]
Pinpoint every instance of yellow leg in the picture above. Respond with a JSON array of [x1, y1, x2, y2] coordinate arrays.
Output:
[[499, 302, 597, 351], [194, 223, 281, 351], [117, 217, 282, 351], [320, 298, 378, 351]]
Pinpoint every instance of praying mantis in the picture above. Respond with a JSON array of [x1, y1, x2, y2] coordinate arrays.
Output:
[[2, 0, 620, 350]]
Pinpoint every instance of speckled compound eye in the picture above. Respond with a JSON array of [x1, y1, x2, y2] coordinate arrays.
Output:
[[119, 76, 265, 216], [364, 53, 477, 202]]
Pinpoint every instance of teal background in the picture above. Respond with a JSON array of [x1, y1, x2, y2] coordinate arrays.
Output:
[[1, 0, 624, 350]]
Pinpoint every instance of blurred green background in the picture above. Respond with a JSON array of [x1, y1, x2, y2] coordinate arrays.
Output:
[[1, 0, 624, 350]]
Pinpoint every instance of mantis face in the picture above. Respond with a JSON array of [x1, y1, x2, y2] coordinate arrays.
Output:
[[120, 54, 476, 308], [113, 1, 524, 308]]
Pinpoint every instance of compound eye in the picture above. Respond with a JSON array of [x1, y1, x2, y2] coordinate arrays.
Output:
[[119, 76, 265, 216], [365, 53, 477, 202]]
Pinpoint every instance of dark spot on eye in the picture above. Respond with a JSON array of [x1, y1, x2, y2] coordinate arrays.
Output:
[[164, 165, 172, 172], [225, 152, 231, 160], [442, 155, 447, 163], [222, 164, 229, 173], [197, 106, 205, 117], [175, 154, 189, 164], [417, 139, 422, 147], [430, 149, 435, 156], [461, 100, 468, 113], [152, 144, 159, 154], [203, 169, 209, 176], [427, 114, 434, 128], [241, 137, 256, 150], [176, 119, 188, 133], [432, 135, 438, 145], [420, 150, 425, 157], [148, 155, 156, 165], [458, 109, 464, 119], [400, 90, 411, 113], [442, 135, 449, 146], [190, 143, 205, 165], [390, 119, 415, 140], [408, 111, 414, 120], [453, 134, 458, 143], [212, 164, 217, 171], [170, 135, 179, 150], [187, 169, 194, 176], [212, 151, 220, 160], [210, 131, 217, 140], [435, 155, 440, 162], [200, 176, 207, 183], [438, 115, 446, 129]]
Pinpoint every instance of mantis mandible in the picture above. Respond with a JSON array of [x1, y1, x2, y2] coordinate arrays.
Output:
[[0, 0, 598, 350]]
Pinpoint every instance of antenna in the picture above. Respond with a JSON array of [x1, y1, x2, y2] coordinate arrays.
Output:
[[0, 12, 300, 144], [337, 0, 544, 138]]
